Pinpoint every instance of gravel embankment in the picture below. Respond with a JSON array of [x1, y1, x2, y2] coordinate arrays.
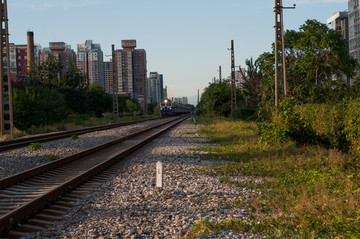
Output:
[[30, 118, 262, 239], [0, 118, 171, 179]]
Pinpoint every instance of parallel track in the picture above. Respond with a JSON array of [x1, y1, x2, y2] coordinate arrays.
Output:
[[0, 117, 160, 152], [0, 115, 189, 237]]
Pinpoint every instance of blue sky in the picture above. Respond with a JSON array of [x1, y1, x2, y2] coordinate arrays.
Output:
[[8, 0, 347, 104]]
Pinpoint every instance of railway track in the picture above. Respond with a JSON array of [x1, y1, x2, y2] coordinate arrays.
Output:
[[0, 115, 189, 238], [0, 117, 160, 152]]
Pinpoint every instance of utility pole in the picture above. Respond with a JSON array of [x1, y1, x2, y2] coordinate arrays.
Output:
[[230, 40, 237, 116], [112, 44, 119, 123], [0, 0, 13, 138], [197, 89, 199, 105], [274, 0, 295, 106], [219, 66, 222, 83]]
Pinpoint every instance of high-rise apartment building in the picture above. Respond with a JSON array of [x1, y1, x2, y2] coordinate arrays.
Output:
[[148, 72, 160, 103], [104, 61, 113, 93], [41, 42, 75, 79], [327, 12, 349, 45], [113, 40, 147, 104], [349, 0, 360, 61], [77, 40, 104, 86], [147, 72, 166, 103]]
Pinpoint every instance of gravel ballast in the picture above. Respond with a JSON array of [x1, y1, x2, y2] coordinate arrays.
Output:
[[2, 118, 262, 238], [0, 119, 171, 179]]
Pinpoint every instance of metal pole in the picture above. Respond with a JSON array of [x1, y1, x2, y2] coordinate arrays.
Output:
[[112, 44, 119, 123], [219, 66, 222, 83], [0, 0, 13, 138], [230, 40, 237, 116]]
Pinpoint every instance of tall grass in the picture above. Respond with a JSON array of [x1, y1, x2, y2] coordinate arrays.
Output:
[[193, 117, 360, 238]]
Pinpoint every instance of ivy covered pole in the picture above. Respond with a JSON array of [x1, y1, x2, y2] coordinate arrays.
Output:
[[274, 0, 295, 106]]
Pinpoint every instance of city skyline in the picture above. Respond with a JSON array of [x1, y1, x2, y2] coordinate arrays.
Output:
[[8, 0, 348, 104]]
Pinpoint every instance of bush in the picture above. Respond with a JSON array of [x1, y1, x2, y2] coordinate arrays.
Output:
[[13, 86, 70, 130], [343, 99, 360, 157], [258, 97, 316, 145], [259, 98, 360, 156], [233, 108, 257, 121]]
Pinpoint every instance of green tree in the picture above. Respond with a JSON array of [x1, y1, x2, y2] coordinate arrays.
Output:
[[86, 83, 112, 117], [197, 81, 232, 117], [13, 86, 69, 130], [27, 55, 62, 88], [257, 19, 357, 107], [125, 99, 141, 116], [61, 59, 89, 90]]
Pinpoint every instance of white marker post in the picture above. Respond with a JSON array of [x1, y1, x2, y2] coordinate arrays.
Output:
[[156, 161, 163, 188]]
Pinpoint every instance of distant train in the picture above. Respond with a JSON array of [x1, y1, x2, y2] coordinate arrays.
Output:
[[160, 99, 192, 117]]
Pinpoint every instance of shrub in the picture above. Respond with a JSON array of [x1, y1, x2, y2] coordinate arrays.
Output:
[[258, 97, 316, 145], [343, 99, 360, 157], [259, 98, 360, 156], [13, 86, 70, 130], [71, 135, 78, 140]]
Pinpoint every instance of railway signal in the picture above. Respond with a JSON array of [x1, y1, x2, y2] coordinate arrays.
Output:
[[274, 0, 295, 106], [0, 0, 13, 138]]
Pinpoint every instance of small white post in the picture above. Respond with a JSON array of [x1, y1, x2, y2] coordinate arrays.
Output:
[[156, 161, 163, 188]]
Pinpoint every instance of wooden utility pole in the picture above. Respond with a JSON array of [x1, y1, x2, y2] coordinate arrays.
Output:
[[274, 0, 295, 106], [0, 0, 13, 138], [230, 40, 237, 116], [112, 45, 119, 123]]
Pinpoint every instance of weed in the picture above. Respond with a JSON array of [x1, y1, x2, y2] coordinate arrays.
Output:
[[71, 135, 78, 140], [29, 143, 41, 151], [39, 155, 62, 162]]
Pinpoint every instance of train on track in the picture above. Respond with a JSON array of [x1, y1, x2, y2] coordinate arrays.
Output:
[[160, 99, 192, 117]]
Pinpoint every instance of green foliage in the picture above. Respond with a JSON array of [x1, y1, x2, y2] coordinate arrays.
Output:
[[27, 56, 62, 88], [295, 103, 347, 150], [153, 105, 160, 116], [258, 98, 360, 154], [343, 99, 360, 157], [57, 88, 88, 114], [61, 59, 89, 90], [256, 19, 358, 114], [86, 83, 112, 117], [29, 143, 42, 151], [71, 135, 78, 140], [125, 99, 141, 116], [197, 81, 232, 117], [258, 97, 316, 145], [13, 85, 70, 130]]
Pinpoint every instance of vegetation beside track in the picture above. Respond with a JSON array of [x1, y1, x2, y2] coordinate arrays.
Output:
[[189, 116, 360, 238]]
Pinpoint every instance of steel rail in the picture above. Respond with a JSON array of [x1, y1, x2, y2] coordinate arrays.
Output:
[[0, 115, 189, 233], [0, 117, 160, 152]]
